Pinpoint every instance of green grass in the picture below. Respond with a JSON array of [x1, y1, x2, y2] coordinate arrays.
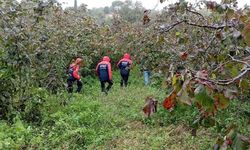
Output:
[[0, 70, 249, 149]]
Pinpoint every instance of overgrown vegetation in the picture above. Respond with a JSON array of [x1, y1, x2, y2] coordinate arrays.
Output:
[[0, 0, 249, 149], [0, 71, 249, 149]]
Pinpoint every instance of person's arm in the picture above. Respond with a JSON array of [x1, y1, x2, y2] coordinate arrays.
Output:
[[117, 60, 122, 69], [128, 60, 133, 69], [95, 64, 99, 76], [73, 66, 80, 80], [108, 63, 112, 80]]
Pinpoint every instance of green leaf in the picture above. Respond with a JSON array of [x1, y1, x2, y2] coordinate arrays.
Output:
[[194, 85, 215, 113], [214, 93, 230, 109], [233, 134, 250, 150], [230, 66, 239, 77], [239, 79, 250, 90], [175, 32, 181, 36], [202, 117, 216, 127]]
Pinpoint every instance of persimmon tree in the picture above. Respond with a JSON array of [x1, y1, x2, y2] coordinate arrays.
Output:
[[152, 0, 250, 116], [0, 1, 249, 145], [137, 1, 250, 148]]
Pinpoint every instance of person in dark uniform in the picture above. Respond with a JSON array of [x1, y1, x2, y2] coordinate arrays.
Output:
[[96, 56, 113, 94], [117, 53, 132, 87]]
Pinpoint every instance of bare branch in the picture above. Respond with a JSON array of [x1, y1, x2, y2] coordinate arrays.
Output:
[[186, 21, 234, 29], [216, 68, 250, 85], [195, 68, 250, 85], [204, 35, 216, 53], [211, 61, 230, 73], [186, 9, 205, 20], [159, 20, 235, 33], [228, 54, 250, 68], [159, 20, 185, 33]]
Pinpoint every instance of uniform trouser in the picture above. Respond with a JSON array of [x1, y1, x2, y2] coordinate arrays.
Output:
[[143, 70, 150, 85], [67, 78, 83, 93], [120, 73, 129, 87], [100, 80, 113, 92]]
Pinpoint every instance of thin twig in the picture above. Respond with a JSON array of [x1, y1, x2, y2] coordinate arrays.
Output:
[[186, 8, 205, 20], [186, 21, 234, 29], [228, 54, 250, 68], [159, 20, 185, 33], [204, 35, 216, 53], [195, 67, 250, 85], [216, 68, 250, 85], [211, 61, 230, 73], [159, 20, 235, 33]]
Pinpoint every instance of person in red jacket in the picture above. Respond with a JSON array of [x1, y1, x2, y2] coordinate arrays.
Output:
[[96, 56, 113, 94], [117, 53, 132, 87], [67, 57, 83, 93]]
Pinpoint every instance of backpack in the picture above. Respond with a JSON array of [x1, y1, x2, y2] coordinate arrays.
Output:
[[67, 65, 76, 78]]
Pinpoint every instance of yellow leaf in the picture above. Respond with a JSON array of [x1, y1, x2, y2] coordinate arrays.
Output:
[[226, 8, 235, 19], [242, 24, 250, 46], [211, 73, 216, 79], [172, 75, 182, 92], [172, 75, 177, 86], [176, 32, 181, 36], [157, 35, 165, 44], [177, 89, 192, 106], [239, 15, 248, 23]]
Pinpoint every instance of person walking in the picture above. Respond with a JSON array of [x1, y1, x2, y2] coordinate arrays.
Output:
[[140, 55, 151, 86], [67, 57, 83, 93], [117, 53, 132, 87], [96, 56, 113, 94]]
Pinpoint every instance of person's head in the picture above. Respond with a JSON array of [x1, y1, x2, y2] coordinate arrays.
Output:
[[75, 58, 83, 66], [123, 53, 131, 59], [103, 56, 110, 62]]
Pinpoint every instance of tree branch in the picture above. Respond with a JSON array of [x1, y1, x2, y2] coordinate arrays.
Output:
[[228, 54, 250, 68], [159, 20, 185, 33], [159, 20, 235, 33], [186, 8, 205, 20], [216, 68, 250, 85], [204, 35, 216, 53], [186, 21, 234, 29], [195, 67, 250, 85]]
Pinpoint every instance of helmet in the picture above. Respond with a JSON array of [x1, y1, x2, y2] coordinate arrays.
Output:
[[103, 56, 110, 62]]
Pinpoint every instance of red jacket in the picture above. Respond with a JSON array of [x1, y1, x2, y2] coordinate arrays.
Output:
[[117, 53, 132, 67], [70, 64, 80, 80], [96, 56, 112, 80]]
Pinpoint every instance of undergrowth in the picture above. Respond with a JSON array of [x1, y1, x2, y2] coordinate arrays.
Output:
[[0, 70, 249, 150]]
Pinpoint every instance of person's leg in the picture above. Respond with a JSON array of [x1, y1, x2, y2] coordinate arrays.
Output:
[[124, 74, 129, 87], [120, 79, 124, 87], [120, 73, 124, 87], [106, 80, 113, 91], [101, 81, 105, 92], [67, 78, 74, 93], [143, 70, 149, 85], [76, 80, 83, 93]]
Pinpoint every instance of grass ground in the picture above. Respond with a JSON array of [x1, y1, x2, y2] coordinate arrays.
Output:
[[0, 70, 249, 149], [85, 72, 215, 150]]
